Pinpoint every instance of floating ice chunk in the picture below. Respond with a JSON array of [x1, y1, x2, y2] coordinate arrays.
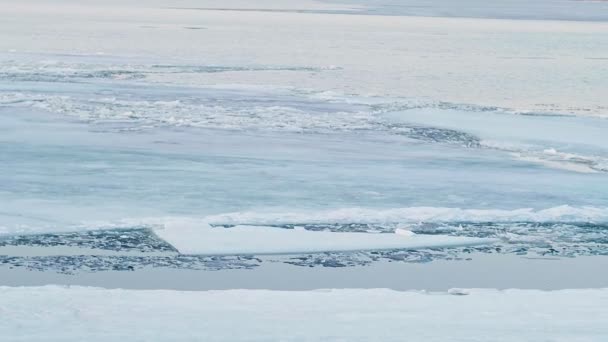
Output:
[[153, 220, 492, 255], [394, 228, 415, 237]]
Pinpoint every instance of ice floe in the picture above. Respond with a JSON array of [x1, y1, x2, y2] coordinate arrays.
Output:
[[153, 221, 494, 255]]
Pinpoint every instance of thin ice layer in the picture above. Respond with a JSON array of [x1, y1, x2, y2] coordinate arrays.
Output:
[[153, 222, 492, 255], [0, 286, 607, 341]]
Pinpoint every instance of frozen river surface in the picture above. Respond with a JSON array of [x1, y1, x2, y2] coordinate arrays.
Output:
[[0, 0, 607, 272], [1, 1, 608, 341]]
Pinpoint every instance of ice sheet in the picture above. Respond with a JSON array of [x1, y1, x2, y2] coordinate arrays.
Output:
[[1, 286, 607, 341], [1, 0, 607, 268], [1, 0, 607, 116]]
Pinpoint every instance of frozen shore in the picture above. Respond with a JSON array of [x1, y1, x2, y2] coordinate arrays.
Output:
[[1, 285, 607, 341]]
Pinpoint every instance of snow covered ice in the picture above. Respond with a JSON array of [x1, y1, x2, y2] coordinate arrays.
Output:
[[1, 0, 607, 340], [1, 286, 608, 342]]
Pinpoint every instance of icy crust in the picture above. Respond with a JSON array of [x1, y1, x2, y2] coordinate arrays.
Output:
[[152, 222, 492, 255], [1, 286, 607, 342]]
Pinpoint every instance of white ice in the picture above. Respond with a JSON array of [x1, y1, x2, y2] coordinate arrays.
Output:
[[1, 286, 607, 341]]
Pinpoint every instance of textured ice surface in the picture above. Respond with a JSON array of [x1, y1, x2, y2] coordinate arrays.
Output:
[[2, 95, 608, 268], [1, 286, 607, 341], [1, 0, 607, 275]]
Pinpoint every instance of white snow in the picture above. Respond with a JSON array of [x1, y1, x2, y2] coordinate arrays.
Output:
[[0, 286, 607, 341], [153, 221, 492, 255]]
